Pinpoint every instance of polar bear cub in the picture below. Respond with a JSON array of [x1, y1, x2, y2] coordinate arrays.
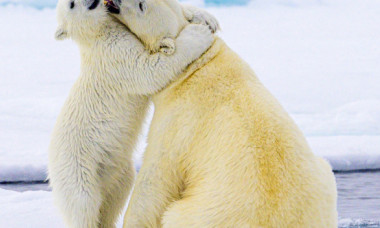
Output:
[[49, 0, 217, 227]]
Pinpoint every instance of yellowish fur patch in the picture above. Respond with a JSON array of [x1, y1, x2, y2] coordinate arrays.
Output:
[[124, 38, 338, 227]]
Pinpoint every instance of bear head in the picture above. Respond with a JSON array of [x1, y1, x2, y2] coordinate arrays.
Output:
[[105, 0, 188, 52], [55, 0, 110, 43]]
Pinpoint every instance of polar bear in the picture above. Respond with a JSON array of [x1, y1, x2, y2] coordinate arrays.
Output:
[[48, 0, 218, 227], [105, 0, 219, 54], [108, 0, 338, 227]]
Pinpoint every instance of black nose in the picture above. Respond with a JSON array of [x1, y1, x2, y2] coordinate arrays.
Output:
[[105, 0, 120, 14], [88, 0, 100, 10]]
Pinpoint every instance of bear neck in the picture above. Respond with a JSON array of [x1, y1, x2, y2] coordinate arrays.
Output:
[[152, 37, 225, 101], [73, 16, 124, 48], [77, 19, 132, 80]]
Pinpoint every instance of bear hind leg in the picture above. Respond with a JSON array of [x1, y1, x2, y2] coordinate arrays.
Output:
[[98, 160, 136, 228], [50, 171, 103, 228]]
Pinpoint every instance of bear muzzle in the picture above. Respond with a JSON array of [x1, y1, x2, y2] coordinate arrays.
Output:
[[104, 0, 120, 14]]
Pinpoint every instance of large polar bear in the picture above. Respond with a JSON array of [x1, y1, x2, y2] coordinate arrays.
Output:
[[48, 0, 218, 227], [107, 0, 338, 227]]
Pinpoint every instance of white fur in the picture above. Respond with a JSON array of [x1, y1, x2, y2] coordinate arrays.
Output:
[[182, 4, 220, 33], [113, 0, 219, 53], [115, 0, 337, 226], [48, 0, 214, 227], [114, 0, 187, 52], [123, 39, 338, 228]]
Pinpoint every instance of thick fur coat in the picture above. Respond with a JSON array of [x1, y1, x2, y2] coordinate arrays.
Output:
[[113, 0, 220, 54], [123, 38, 338, 228], [48, 0, 214, 227]]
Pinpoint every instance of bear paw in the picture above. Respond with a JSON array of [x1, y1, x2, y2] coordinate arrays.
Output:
[[159, 38, 176, 55]]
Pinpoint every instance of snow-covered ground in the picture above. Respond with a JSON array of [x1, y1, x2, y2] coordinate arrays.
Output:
[[0, 0, 380, 183], [1, 187, 379, 228]]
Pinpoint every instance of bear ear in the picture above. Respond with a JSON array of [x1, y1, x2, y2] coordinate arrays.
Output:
[[55, 26, 68, 40]]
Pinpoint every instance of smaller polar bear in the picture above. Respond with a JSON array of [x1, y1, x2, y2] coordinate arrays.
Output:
[[49, 0, 218, 227], [110, 0, 338, 227]]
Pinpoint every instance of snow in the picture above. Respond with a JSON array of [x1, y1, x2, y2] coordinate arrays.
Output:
[[0, 189, 64, 228], [0, 0, 380, 182], [309, 136, 380, 171], [0, 188, 378, 227], [0, 0, 56, 8], [0, 188, 130, 227]]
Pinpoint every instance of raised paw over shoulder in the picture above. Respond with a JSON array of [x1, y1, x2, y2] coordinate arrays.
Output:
[[180, 24, 214, 48], [175, 24, 215, 61], [183, 5, 220, 33]]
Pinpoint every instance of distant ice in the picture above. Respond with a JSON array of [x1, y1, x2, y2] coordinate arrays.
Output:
[[308, 136, 380, 171], [0, 0, 380, 182], [0, 0, 326, 8], [0, 0, 56, 8], [0, 165, 46, 183]]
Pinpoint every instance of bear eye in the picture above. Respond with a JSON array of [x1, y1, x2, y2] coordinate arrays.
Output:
[[70, 1, 75, 9], [139, 2, 145, 12]]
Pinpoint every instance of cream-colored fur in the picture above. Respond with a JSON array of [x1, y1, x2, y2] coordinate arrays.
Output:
[[48, 0, 215, 227], [116, 0, 336, 226], [113, 0, 219, 53], [123, 39, 338, 227], [112, 1, 337, 226]]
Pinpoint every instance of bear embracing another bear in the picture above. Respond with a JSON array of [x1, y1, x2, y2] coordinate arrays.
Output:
[[110, 0, 338, 227], [48, 0, 217, 227], [123, 39, 338, 227], [49, 0, 338, 226]]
